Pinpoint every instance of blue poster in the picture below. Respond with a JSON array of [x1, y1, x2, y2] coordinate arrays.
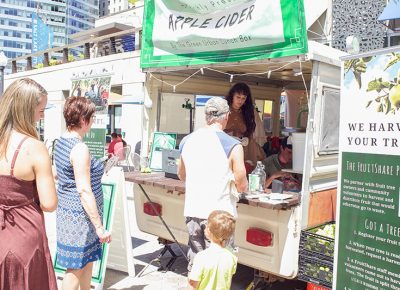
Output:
[[32, 13, 53, 66]]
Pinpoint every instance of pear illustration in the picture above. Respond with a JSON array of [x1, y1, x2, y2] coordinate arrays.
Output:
[[389, 85, 400, 108]]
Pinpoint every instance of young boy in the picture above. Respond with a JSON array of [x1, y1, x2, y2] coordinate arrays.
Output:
[[188, 210, 237, 290]]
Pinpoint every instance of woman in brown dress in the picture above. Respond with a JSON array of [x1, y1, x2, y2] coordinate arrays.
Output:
[[0, 78, 58, 290], [224, 83, 266, 166]]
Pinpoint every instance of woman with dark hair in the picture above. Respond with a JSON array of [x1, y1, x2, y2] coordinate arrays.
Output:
[[54, 96, 111, 290], [225, 83, 266, 166]]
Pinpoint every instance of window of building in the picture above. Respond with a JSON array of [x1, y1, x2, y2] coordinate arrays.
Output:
[[254, 99, 274, 134], [27, 1, 36, 8], [160, 93, 196, 134], [107, 105, 122, 136]]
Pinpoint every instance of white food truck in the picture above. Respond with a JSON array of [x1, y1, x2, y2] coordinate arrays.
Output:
[[126, 40, 346, 280]]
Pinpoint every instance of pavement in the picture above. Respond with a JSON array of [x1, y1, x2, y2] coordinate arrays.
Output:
[[44, 182, 307, 290]]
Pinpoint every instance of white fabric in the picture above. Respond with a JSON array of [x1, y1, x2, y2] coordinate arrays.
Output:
[[182, 127, 238, 219], [253, 108, 266, 146]]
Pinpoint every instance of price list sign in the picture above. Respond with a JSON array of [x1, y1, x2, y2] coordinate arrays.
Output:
[[336, 49, 400, 289]]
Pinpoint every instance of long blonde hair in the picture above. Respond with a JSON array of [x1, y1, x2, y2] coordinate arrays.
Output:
[[0, 78, 47, 158]]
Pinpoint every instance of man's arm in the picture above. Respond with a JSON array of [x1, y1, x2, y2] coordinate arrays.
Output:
[[265, 171, 290, 189], [230, 145, 248, 192], [262, 155, 290, 189], [177, 157, 186, 181]]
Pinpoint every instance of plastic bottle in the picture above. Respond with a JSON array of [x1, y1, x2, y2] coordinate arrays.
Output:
[[248, 161, 266, 193]]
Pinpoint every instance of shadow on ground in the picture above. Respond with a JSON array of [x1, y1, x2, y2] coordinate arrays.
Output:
[[104, 240, 307, 290], [131, 237, 149, 248]]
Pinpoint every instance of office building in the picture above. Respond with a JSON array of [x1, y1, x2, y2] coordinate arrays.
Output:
[[99, 0, 135, 17], [0, 0, 98, 72]]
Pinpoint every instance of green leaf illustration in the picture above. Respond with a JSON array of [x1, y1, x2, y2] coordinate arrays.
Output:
[[354, 71, 362, 89], [367, 79, 381, 92], [385, 98, 391, 114], [384, 53, 400, 71]]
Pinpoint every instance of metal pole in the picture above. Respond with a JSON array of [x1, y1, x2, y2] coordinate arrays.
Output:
[[0, 66, 4, 97], [137, 184, 188, 261], [189, 108, 193, 133]]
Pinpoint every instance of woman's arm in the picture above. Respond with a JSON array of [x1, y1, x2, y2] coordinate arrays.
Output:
[[71, 143, 111, 243], [33, 141, 58, 212]]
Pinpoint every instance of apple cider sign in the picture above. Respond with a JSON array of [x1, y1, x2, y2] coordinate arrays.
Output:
[[335, 50, 400, 290]]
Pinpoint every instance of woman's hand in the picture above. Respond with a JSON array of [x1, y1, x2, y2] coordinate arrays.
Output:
[[96, 227, 112, 243]]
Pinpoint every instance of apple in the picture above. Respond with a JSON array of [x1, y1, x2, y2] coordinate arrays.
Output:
[[389, 84, 400, 108]]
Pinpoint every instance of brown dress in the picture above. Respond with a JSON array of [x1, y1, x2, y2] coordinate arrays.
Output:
[[225, 109, 266, 165], [0, 137, 57, 290]]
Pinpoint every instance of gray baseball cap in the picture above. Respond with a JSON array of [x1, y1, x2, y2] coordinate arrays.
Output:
[[205, 97, 230, 117]]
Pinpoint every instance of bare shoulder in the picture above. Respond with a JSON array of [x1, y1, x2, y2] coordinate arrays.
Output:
[[22, 137, 49, 156], [230, 143, 244, 156], [71, 142, 89, 153], [70, 142, 90, 159]]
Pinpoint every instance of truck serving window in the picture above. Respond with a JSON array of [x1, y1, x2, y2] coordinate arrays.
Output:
[[318, 88, 340, 154], [159, 93, 195, 134]]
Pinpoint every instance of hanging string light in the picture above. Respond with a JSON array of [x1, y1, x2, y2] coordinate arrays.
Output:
[[147, 59, 308, 93]]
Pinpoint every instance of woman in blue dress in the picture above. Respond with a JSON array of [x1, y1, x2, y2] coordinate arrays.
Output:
[[54, 96, 111, 290]]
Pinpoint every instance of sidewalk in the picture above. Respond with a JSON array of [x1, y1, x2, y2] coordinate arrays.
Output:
[[44, 185, 304, 290], [101, 192, 253, 289]]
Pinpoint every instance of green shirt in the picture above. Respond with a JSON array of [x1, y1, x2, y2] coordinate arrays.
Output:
[[189, 243, 238, 290], [262, 154, 283, 178]]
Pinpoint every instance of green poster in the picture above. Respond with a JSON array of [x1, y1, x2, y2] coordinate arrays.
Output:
[[54, 183, 116, 285], [337, 152, 400, 289], [84, 128, 107, 160], [140, 0, 308, 68], [70, 75, 112, 115], [336, 48, 400, 289]]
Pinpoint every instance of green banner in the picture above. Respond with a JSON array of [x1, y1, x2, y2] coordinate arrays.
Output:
[[337, 152, 400, 289], [84, 128, 107, 159], [54, 183, 116, 284], [336, 49, 400, 289], [140, 0, 308, 68]]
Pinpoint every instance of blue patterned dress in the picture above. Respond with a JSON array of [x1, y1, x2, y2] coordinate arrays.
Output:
[[54, 136, 104, 269]]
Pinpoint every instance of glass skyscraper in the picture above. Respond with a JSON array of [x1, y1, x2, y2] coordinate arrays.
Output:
[[0, 0, 98, 72]]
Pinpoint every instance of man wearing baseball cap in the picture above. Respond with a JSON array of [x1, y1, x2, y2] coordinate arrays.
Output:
[[262, 136, 293, 188], [178, 97, 248, 271]]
